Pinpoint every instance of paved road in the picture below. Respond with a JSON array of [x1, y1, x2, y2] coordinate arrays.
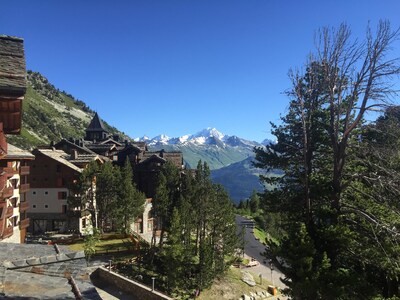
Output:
[[236, 215, 287, 290]]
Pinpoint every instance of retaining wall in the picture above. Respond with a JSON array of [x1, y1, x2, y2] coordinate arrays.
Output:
[[94, 266, 173, 300]]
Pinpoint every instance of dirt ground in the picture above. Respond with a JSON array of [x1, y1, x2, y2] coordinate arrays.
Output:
[[198, 266, 286, 300]]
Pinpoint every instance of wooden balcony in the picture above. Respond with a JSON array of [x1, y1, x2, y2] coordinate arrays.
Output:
[[0, 186, 14, 199], [2, 226, 13, 239], [20, 183, 30, 193], [5, 206, 13, 218], [0, 167, 17, 179], [19, 218, 30, 230], [19, 201, 29, 212], [20, 166, 30, 176]]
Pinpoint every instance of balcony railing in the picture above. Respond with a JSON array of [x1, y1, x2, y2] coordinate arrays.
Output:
[[5, 206, 13, 218], [2, 226, 13, 239], [0, 186, 13, 199], [20, 166, 30, 176], [1, 167, 18, 177], [19, 218, 30, 229], [20, 183, 30, 193], [19, 201, 29, 212]]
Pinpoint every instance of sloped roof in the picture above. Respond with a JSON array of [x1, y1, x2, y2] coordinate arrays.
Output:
[[0, 243, 101, 299], [69, 153, 108, 164], [99, 138, 123, 146], [0, 35, 26, 96], [86, 112, 107, 132], [85, 143, 116, 151], [138, 154, 167, 166], [4, 143, 34, 160], [55, 138, 95, 155], [35, 149, 82, 173]]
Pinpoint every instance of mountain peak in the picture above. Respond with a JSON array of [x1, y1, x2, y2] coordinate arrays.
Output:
[[193, 127, 225, 140]]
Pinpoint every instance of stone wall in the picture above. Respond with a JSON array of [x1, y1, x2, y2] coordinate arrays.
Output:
[[94, 267, 173, 300]]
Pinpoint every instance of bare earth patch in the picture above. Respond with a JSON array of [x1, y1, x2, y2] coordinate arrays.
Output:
[[199, 266, 278, 300]]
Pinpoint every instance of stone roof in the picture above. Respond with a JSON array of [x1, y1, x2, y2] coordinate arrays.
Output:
[[4, 143, 34, 160], [84, 143, 116, 151], [139, 154, 167, 165], [99, 138, 123, 146], [0, 35, 26, 96], [55, 138, 96, 155], [0, 243, 101, 299], [69, 153, 107, 164], [86, 112, 107, 133], [35, 148, 82, 173]]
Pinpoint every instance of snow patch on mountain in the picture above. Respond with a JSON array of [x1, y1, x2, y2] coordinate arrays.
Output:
[[136, 127, 263, 149]]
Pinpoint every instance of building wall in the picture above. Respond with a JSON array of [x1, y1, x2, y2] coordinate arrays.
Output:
[[29, 152, 77, 189], [28, 188, 68, 214], [27, 151, 83, 234]]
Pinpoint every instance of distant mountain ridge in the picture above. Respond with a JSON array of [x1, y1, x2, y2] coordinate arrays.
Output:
[[142, 128, 273, 170], [137, 127, 265, 148]]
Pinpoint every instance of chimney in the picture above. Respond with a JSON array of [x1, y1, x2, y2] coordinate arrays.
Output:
[[72, 149, 78, 160]]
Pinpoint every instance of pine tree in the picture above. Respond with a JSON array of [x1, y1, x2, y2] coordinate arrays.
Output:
[[114, 159, 145, 234], [255, 22, 400, 298], [96, 162, 119, 232]]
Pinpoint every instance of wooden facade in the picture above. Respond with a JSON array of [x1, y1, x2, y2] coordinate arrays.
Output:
[[0, 35, 29, 243]]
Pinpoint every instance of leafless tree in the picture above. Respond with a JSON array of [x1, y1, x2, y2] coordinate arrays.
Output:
[[313, 21, 400, 212]]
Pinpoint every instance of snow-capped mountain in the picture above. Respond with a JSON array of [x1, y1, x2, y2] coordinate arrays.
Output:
[[136, 127, 261, 148], [135, 128, 275, 201]]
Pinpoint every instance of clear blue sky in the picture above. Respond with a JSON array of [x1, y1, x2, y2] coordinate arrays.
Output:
[[2, 1, 400, 142]]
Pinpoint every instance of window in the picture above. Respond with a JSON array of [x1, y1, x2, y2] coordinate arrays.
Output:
[[32, 204, 36, 208], [62, 205, 67, 214], [44, 204, 48, 209], [12, 216, 18, 227], [58, 192, 67, 200]]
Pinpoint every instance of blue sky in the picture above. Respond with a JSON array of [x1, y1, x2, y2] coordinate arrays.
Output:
[[2, 1, 400, 142]]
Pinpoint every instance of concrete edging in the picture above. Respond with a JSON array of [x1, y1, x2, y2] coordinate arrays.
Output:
[[94, 266, 173, 300]]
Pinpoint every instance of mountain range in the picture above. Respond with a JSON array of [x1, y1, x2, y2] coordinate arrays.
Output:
[[138, 128, 272, 170], [9, 71, 273, 202]]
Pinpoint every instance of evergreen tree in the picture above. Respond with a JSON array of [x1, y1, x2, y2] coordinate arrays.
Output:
[[249, 190, 260, 213], [95, 161, 119, 232], [255, 22, 400, 299], [162, 208, 186, 291], [114, 159, 145, 234]]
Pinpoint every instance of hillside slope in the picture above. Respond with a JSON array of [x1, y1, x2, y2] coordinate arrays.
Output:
[[211, 156, 281, 203], [7, 71, 129, 149]]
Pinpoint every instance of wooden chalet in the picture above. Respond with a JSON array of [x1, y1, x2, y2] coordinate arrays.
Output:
[[27, 148, 105, 234], [0, 35, 32, 243], [38, 113, 184, 241]]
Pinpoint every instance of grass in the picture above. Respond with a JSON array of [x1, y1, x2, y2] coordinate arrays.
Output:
[[253, 227, 268, 244], [68, 237, 132, 253], [253, 226, 280, 247], [198, 266, 278, 300]]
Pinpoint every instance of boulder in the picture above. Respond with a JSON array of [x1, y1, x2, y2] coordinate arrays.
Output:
[[241, 270, 256, 286]]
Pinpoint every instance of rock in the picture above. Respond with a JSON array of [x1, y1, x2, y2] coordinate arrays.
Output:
[[241, 271, 256, 286]]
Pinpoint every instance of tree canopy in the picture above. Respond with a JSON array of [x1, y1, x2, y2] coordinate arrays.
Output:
[[255, 21, 400, 299]]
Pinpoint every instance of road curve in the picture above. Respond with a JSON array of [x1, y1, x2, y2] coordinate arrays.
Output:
[[235, 215, 286, 289]]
